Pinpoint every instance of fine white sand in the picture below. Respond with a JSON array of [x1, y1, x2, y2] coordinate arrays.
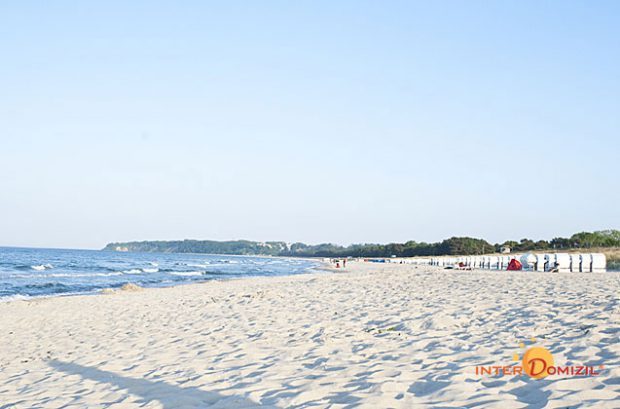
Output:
[[1, 262, 619, 408]]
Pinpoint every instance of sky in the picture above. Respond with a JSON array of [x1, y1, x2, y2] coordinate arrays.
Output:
[[0, 1, 618, 249]]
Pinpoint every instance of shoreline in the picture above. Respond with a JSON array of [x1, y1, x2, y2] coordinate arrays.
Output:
[[0, 252, 328, 304], [0, 264, 333, 305], [2, 259, 615, 306], [1, 262, 618, 407]]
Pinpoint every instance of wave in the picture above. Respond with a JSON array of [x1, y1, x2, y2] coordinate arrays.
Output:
[[170, 271, 205, 277], [202, 271, 234, 277], [0, 294, 33, 302], [0, 289, 96, 302], [23, 282, 70, 289], [184, 263, 209, 268], [31, 264, 53, 271], [183, 260, 240, 268], [50, 272, 124, 278], [117, 267, 160, 275], [0, 249, 322, 302], [8, 272, 124, 279], [121, 269, 143, 275], [122, 268, 159, 274], [15, 282, 85, 295]]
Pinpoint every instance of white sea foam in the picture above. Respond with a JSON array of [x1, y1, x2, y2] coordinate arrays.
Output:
[[31, 264, 53, 271], [1, 289, 93, 302], [185, 263, 208, 268], [120, 268, 159, 274], [47, 272, 124, 278], [0, 294, 32, 302], [170, 271, 204, 277], [9, 272, 124, 279]]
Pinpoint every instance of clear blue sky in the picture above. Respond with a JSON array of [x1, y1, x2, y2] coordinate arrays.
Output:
[[1, 1, 618, 249]]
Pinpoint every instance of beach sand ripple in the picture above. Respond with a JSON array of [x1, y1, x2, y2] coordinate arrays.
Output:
[[0, 262, 618, 408]]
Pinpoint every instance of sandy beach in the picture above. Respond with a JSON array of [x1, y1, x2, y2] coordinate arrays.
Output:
[[1, 261, 619, 408]]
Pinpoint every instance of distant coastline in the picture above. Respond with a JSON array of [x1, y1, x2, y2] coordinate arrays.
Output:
[[104, 230, 620, 262]]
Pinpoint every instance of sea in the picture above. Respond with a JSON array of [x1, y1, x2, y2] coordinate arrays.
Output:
[[0, 247, 321, 301]]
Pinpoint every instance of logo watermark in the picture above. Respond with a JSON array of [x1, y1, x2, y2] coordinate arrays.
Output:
[[475, 338, 604, 379]]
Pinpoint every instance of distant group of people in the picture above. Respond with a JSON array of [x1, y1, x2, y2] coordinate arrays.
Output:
[[331, 258, 347, 268]]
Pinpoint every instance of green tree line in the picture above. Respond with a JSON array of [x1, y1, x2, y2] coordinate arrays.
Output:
[[103, 230, 620, 258]]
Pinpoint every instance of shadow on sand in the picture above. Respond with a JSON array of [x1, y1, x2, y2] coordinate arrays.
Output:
[[49, 360, 263, 408]]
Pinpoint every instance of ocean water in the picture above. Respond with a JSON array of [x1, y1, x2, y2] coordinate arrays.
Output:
[[0, 247, 320, 301]]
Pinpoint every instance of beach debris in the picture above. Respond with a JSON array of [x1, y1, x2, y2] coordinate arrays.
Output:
[[365, 326, 401, 335], [580, 324, 596, 334]]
